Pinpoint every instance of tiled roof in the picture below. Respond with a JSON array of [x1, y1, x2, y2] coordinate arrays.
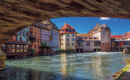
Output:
[[111, 35, 122, 39], [88, 24, 110, 34], [59, 23, 75, 34], [76, 33, 92, 37], [124, 31, 130, 35], [61, 23, 74, 30], [88, 24, 100, 33]]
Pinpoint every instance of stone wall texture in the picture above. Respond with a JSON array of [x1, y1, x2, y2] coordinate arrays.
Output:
[[0, 0, 130, 44]]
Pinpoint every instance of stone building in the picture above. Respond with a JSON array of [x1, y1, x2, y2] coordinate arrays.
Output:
[[29, 24, 41, 53], [88, 24, 111, 52], [111, 32, 130, 52], [76, 24, 111, 52], [34, 23, 50, 46], [76, 34, 100, 52], [41, 20, 60, 52], [16, 27, 30, 44], [59, 24, 76, 51]]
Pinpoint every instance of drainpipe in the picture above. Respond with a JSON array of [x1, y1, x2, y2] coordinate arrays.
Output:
[[0, 46, 6, 70]]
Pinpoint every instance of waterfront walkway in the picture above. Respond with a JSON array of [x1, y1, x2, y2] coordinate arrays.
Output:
[[116, 60, 130, 80], [117, 66, 130, 80]]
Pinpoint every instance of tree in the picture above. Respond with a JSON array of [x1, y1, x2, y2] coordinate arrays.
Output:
[[76, 32, 80, 34]]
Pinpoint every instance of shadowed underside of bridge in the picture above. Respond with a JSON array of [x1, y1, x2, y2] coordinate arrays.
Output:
[[0, 0, 130, 44]]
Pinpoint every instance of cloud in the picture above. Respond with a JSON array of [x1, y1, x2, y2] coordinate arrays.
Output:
[[100, 17, 110, 20]]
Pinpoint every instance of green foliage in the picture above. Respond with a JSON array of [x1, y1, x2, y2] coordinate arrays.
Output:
[[59, 49, 74, 53], [122, 64, 130, 71], [30, 49, 35, 53], [41, 42, 47, 47], [40, 42, 51, 49], [76, 32, 80, 34]]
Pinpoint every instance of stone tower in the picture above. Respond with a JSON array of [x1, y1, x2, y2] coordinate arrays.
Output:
[[88, 24, 111, 52]]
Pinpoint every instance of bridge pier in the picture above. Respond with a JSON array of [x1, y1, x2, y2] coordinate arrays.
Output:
[[0, 48, 6, 70]]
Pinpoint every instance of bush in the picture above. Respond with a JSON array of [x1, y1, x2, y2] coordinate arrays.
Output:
[[59, 49, 74, 53]]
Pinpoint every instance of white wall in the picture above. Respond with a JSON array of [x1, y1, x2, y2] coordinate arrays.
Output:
[[80, 41, 100, 52], [60, 34, 76, 50]]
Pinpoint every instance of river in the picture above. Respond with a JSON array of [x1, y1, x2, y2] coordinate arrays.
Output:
[[0, 52, 129, 80]]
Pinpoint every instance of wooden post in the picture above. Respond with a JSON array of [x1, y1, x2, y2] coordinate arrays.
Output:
[[6, 44, 8, 53], [23, 45, 24, 53], [15, 44, 17, 53]]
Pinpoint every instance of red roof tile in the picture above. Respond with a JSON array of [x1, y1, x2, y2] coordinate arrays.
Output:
[[59, 23, 76, 34], [111, 35, 122, 39], [61, 24, 74, 30]]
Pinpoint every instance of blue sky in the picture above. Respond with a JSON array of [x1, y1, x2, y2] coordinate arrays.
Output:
[[50, 17, 130, 35]]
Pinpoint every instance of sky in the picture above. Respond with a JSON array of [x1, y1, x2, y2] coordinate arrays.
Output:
[[50, 17, 130, 35]]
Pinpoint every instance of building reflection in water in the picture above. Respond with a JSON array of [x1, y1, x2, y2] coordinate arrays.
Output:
[[91, 56, 103, 79], [60, 53, 67, 76], [123, 54, 130, 64]]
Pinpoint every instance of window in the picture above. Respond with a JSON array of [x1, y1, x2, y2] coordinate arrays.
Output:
[[72, 34, 75, 37], [23, 31, 25, 35], [72, 43, 74, 46], [89, 37, 92, 39], [68, 25, 71, 28], [84, 37, 87, 39], [67, 34, 69, 37], [19, 32, 21, 35], [67, 43, 69, 46], [94, 42, 100, 46], [124, 42, 128, 45], [72, 38, 75, 41], [94, 37, 97, 39], [78, 42, 83, 47], [35, 45, 37, 49], [20, 37, 22, 41], [67, 38, 69, 41], [26, 38, 28, 42], [86, 42, 90, 46]]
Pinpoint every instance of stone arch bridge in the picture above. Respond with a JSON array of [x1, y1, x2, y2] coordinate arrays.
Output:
[[0, 0, 130, 70]]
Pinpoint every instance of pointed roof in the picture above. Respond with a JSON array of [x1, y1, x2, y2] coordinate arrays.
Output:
[[88, 24, 101, 34], [123, 31, 130, 39], [124, 31, 130, 35], [61, 23, 75, 30], [101, 24, 107, 27], [59, 23, 76, 34], [41, 20, 59, 30], [88, 24, 110, 34]]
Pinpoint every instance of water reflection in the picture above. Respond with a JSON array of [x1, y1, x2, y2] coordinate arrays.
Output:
[[0, 52, 128, 80], [60, 53, 67, 75], [91, 56, 103, 79]]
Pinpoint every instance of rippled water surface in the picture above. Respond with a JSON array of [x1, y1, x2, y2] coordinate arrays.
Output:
[[0, 52, 129, 80]]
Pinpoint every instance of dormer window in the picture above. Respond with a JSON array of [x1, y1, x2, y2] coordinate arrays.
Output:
[[68, 25, 71, 28]]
